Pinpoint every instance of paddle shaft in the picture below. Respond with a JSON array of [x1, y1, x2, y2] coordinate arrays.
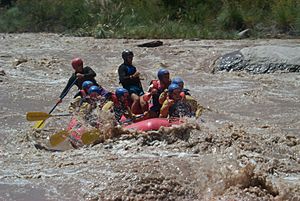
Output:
[[27, 112, 71, 121], [36, 78, 78, 128], [121, 114, 144, 124]]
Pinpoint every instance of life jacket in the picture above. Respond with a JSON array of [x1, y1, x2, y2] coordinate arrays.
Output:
[[149, 80, 169, 108], [126, 65, 136, 76], [80, 90, 87, 98], [73, 89, 87, 98], [150, 80, 165, 92]]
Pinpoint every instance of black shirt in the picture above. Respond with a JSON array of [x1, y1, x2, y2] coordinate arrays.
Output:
[[59, 66, 99, 98], [118, 63, 142, 88]]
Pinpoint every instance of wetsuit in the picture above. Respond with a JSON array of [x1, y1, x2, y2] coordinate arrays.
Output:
[[118, 63, 144, 96], [60, 66, 99, 99]]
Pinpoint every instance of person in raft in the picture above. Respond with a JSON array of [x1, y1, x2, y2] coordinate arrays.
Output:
[[69, 81, 93, 113], [144, 69, 171, 118], [58, 57, 99, 103], [159, 83, 193, 118], [171, 77, 203, 118], [104, 87, 136, 123], [118, 49, 148, 115]]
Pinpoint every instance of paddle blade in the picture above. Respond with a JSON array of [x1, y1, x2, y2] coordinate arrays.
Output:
[[27, 112, 50, 121], [81, 129, 100, 145], [102, 101, 113, 111], [33, 120, 46, 129], [50, 130, 69, 147]]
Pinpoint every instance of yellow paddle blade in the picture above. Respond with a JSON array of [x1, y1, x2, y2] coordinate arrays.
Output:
[[195, 105, 204, 118], [102, 101, 113, 111], [27, 112, 50, 121], [49, 130, 69, 147], [81, 129, 100, 145], [33, 120, 46, 129]]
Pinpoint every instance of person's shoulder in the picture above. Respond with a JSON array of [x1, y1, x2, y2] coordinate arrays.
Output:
[[69, 73, 76, 80], [183, 88, 191, 95], [150, 79, 158, 84], [83, 66, 93, 70], [150, 79, 160, 88], [118, 63, 126, 70]]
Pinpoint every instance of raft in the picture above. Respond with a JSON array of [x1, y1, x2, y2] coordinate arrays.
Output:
[[124, 118, 182, 131], [66, 116, 183, 147]]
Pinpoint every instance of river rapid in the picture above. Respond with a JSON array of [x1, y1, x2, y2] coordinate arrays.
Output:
[[0, 33, 299, 200]]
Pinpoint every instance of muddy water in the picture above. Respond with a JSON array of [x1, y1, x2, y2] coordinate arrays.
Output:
[[0, 34, 299, 200]]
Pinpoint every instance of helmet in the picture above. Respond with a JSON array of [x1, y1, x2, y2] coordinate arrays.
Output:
[[115, 87, 129, 98], [168, 83, 180, 94], [122, 49, 134, 60], [88, 86, 101, 95], [82, 81, 93, 91], [71, 58, 83, 69], [171, 77, 184, 86], [157, 69, 169, 80]]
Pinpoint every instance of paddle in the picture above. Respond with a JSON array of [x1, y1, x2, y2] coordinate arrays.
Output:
[[121, 114, 145, 124], [102, 101, 113, 111], [33, 78, 78, 129], [81, 129, 101, 145], [80, 115, 144, 145], [26, 112, 71, 121], [49, 130, 69, 147], [33, 120, 45, 129]]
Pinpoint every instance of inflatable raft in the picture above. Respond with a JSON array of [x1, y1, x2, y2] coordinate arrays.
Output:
[[124, 118, 182, 131], [66, 116, 184, 147]]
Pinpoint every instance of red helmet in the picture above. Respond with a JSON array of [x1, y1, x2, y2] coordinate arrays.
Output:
[[71, 58, 83, 69]]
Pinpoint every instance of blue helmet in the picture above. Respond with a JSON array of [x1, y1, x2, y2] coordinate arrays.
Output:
[[82, 81, 93, 91], [168, 83, 180, 94], [157, 69, 169, 80], [115, 87, 129, 98], [88, 86, 102, 95], [171, 77, 184, 86]]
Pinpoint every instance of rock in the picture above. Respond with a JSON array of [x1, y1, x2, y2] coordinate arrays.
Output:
[[212, 50, 245, 73], [13, 58, 28, 66], [0, 69, 5, 76], [137, 40, 163, 47], [212, 45, 300, 74]]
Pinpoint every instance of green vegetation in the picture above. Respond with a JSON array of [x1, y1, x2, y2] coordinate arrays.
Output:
[[0, 0, 299, 38]]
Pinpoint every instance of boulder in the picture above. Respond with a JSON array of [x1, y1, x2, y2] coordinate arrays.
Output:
[[137, 40, 163, 47], [212, 45, 300, 74]]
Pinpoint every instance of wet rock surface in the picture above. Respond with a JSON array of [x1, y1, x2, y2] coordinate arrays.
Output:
[[0, 33, 299, 200], [213, 45, 300, 74]]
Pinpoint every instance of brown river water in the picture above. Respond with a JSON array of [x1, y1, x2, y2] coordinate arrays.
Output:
[[0, 33, 299, 200]]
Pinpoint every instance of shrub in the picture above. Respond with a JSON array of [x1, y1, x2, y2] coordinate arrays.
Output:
[[272, 0, 299, 32], [217, 1, 245, 31], [0, 0, 299, 38]]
